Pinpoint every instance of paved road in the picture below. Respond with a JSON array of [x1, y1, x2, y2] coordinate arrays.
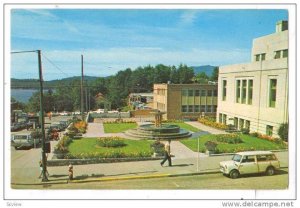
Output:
[[12, 170, 288, 190]]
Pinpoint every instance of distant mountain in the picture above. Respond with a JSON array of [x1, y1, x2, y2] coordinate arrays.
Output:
[[11, 76, 99, 89], [191, 65, 217, 76]]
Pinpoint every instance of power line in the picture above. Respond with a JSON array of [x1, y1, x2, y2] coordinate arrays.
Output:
[[41, 53, 72, 78], [11, 50, 38, 54]]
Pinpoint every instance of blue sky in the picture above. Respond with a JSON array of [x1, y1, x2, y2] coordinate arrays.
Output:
[[11, 9, 288, 80]]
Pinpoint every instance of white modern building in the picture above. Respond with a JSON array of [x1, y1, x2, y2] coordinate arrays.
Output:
[[217, 20, 288, 137]]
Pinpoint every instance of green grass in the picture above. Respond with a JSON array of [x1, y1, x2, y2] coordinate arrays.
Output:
[[67, 137, 153, 158], [166, 122, 200, 132], [181, 134, 287, 153], [103, 122, 137, 133]]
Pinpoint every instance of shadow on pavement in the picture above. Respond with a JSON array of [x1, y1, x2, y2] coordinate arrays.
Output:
[[50, 174, 69, 178], [106, 170, 158, 177], [170, 163, 194, 167]]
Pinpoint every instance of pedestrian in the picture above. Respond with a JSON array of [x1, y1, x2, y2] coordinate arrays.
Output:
[[160, 139, 172, 167]]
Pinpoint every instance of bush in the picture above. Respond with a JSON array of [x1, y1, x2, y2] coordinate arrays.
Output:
[[215, 134, 243, 144], [54, 136, 73, 154], [204, 141, 218, 151], [30, 129, 43, 139], [278, 123, 288, 142], [97, 137, 126, 148], [241, 128, 250, 135], [150, 140, 165, 154]]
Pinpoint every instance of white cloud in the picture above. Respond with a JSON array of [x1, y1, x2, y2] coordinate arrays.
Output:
[[179, 10, 199, 25]]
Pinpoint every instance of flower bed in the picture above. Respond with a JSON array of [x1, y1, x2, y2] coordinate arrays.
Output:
[[215, 134, 243, 144], [96, 137, 126, 148], [198, 117, 228, 130]]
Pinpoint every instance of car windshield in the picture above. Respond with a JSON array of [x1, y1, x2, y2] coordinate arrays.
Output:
[[14, 135, 28, 140], [232, 154, 242, 162]]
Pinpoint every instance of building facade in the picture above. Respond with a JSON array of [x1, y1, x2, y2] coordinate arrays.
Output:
[[217, 21, 288, 137], [153, 83, 217, 120]]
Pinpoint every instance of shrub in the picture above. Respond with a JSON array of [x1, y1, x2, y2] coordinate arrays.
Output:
[[278, 123, 288, 142], [204, 141, 218, 151], [97, 137, 126, 148], [150, 140, 165, 154], [30, 129, 43, 139], [241, 128, 250, 135], [54, 136, 72, 154], [74, 121, 87, 133], [103, 120, 136, 124], [215, 134, 243, 144]]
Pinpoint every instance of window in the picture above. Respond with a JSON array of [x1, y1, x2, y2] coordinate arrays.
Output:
[[282, 49, 288, 58], [234, 117, 238, 129], [236, 80, 241, 103], [201, 90, 206, 97], [194, 105, 200, 112], [241, 80, 247, 104], [207, 90, 212, 97], [182, 89, 188, 96], [248, 80, 253, 105], [200, 105, 206, 112], [255, 54, 260, 61], [245, 120, 250, 130], [219, 113, 223, 123], [213, 105, 217, 112], [213, 90, 218, 97], [266, 125, 273, 136], [188, 90, 194, 96], [223, 114, 227, 125], [261, 53, 266, 61], [188, 105, 194, 112], [269, 79, 277, 107], [239, 118, 244, 130], [274, 51, 281, 59], [195, 90, 200, 96], [207, 105, 212, 112], [222, 80, 227, 101], [242, 156, 255, 163], [182, 105, 188, 112]]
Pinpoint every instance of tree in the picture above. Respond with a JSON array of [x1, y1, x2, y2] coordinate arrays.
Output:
[[11, 97, 26, 112], [195, 72, 209, 83], [210, 66, 219, 81], [278, 123, 288, 142]]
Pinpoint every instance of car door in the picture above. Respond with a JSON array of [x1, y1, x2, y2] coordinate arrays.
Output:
[[238, 155, 258, 174]]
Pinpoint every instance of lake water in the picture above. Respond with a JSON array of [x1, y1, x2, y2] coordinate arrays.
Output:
[[11, 89, 53, 103]]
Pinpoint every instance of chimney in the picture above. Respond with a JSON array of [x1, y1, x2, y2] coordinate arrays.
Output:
[[276, 20, 288, 33]]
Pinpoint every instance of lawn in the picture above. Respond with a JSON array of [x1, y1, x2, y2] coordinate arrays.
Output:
[[181, 134, 287, 153], [166, 122, 200, 132], [67, 137, 153, 158], [103, 122, 138, 133]]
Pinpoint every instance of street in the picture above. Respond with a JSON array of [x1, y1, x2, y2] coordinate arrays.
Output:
[[12, 170, 288, 189]]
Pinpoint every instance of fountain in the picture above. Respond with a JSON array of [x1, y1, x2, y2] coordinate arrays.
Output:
[[125, 111, 191, 140]]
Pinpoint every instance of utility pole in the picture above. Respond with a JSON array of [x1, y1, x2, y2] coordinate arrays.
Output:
[[85, 81, 88, 112], [37, 50, 48, 182], [81, 55, 84, 121]]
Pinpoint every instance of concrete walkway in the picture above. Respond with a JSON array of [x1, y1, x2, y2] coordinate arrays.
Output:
[[83, 123, 104, 137], [186, 121, 226, 134]]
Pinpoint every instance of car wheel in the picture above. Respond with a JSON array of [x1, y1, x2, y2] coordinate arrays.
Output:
[[266, 166, 275, 176], [229, 170, 240, 179]]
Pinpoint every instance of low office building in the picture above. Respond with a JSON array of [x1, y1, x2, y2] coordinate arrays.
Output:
[[217, 20, 288, 137], [153, 83, 218, 120]]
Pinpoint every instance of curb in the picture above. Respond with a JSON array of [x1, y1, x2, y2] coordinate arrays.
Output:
[[11, 167, 289, 186]]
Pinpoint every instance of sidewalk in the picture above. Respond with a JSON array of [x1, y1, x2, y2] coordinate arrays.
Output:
[[12, 151, 288, 186], [186, 121, 226, 134]]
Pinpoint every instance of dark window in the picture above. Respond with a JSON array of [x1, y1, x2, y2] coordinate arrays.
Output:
[[201, 90, 206, 96], [188, 105, 194, 112], [194, 105, 200, 112], [182, 105, 188, 112], [195, 90, 200, 96], [200, 105, 206, 112], [282, 49, 288, 58], [248, 80, 253, 105], [188, 90, 194, 96], [269, 79, 277, 108], [207, 90, 212, 96]]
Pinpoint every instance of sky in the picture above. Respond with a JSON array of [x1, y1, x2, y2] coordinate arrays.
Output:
[[10, 9, 288, 80]]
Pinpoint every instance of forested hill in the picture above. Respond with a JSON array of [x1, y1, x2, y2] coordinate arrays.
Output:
[[11, 76, 99, 89]]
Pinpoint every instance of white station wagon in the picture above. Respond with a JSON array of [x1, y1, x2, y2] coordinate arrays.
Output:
[[220, 151, 280, 179]]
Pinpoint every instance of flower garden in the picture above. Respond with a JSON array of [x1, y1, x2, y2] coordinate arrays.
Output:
[[181, 134, 287, 154]]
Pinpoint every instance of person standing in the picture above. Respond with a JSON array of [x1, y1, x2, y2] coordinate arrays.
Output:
[[160, 139, 172, 167]]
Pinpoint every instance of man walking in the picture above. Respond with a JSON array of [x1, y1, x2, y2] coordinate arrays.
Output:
[[160, 139, 172, 167]]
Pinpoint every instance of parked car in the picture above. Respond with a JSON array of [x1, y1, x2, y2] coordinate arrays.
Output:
[[11, 132, 41, 150], [219, 151, 280, 179]]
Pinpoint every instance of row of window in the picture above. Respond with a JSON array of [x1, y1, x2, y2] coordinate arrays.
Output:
[[222, 78, 277, 108], [182, 89, 217, 97], [182, 105, 217, 113], [254, 49, 288, 61]]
